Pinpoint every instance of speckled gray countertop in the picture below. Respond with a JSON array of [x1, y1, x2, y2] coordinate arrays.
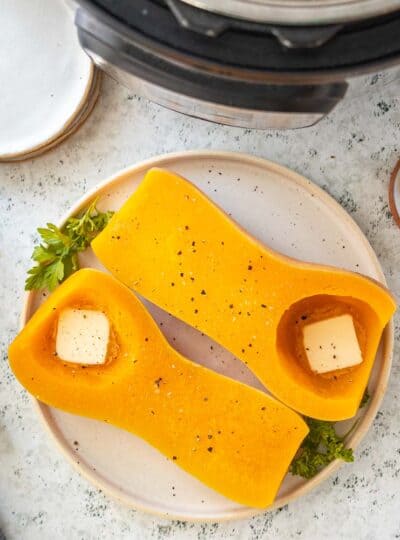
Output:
[[0, 75, 399, 540]]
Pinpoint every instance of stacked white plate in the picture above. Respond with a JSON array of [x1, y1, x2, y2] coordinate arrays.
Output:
[[0, 0, 100, 162]]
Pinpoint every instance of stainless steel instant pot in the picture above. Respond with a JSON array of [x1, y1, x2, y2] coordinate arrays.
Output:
[[70, 0, 400, 129]]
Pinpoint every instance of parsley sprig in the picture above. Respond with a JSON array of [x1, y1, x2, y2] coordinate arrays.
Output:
[[290, 388, 370, 479], [25, 199, 113, 291], [290, 418, 355, 479], [360, 388, 370, 408]]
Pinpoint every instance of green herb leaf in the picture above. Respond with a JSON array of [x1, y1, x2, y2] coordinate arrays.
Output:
[[65, 198, 114, 249], [290, 417, 354, 479], [360, 388, 370, 408], [31, 245, 58, 264], [25, 199, 113, 291], [37, 224, 71, 249]]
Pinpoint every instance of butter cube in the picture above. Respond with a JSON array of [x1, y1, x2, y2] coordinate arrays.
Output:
[[302, 314, 362, 374], [56, 308, 110, 365]]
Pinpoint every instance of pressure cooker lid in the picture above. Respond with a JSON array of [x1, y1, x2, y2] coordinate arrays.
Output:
[[180, 0, 400, 25], [77, 0, 400, 74]]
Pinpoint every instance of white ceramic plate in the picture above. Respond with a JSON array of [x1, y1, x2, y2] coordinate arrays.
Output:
[[0, 0, 94, 160], [23, 151, 393, 521], [3, 70, 102, 162]]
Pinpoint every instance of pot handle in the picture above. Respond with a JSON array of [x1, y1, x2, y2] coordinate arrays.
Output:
[[167, 0, 343, 47]]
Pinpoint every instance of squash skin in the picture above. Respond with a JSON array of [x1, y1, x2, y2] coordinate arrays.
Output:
[[9, 269, 308, 509], [92, 168, 396, 421]]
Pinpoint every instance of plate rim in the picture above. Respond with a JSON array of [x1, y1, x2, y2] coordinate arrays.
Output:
[[20, 150, 394, 521], [389, 158, 400, 229]]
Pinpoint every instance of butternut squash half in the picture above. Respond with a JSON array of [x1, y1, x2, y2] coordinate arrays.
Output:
[[9, 268, 308, 508], [92, 168, 396, 421]]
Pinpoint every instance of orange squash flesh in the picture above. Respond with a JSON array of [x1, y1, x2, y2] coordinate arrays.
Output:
[[9, 269, 308, 508], [92, 168, 396, 421]]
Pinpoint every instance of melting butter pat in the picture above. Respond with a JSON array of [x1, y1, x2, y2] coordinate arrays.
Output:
[[302, 314, 362, 374], [56, 308, 110, 365]]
